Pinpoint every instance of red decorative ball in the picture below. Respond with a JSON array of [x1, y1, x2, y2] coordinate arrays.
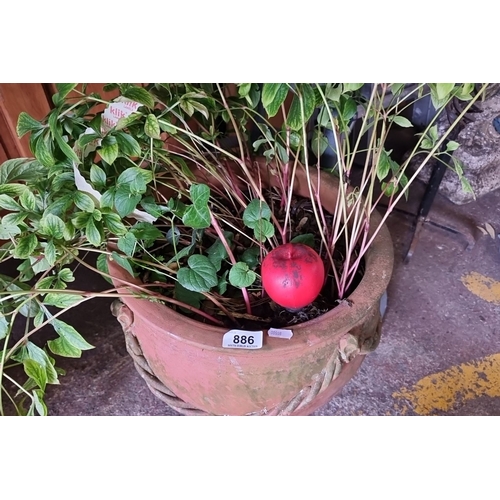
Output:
[[261, 243, 325, 310]]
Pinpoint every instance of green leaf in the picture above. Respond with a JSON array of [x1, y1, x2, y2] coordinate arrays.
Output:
[[44, 240, 57, 266], [52, 319, 94, 350], [49, 114, 80, 164], [291, 233, 315, 247], [23, 359, 47, 392], [102, 212, 128, 236], [115, 132, 142, 157], [177, 254, 218, 293], [32, 389, 48, 416], [144, 114, 162, 139], [114, 187, 141, 217], [33, 309, 46, 328], [343, 83, 364, 92], [207, 236, 232, 271], [229, 262, 257, 288], [48, 337, 82, 358], [243, 199, 272, 229], [446, 140, 460, 152], [90, 164, 107, 189], [435, 83, 455, 100], [115, 112, 143, 131], [311, 130, 329, 156], [74, 191, 95, 213], [117, 167, 153, 189], [241, 247, 260, 269], [174, 282, 203, 310], [253, 219, 275, 242], [111, 251, 135, 277], [85, 217, 103, 246], [55, 83, 77, 100], [325, 84, 342, 102], [19, 189, 37, 211], [182, 184, 211, 229], [190, 100, 209, 120], [99, 142, 119, 165], [34, 133, 56, 168], [339, 96, 358, 124], [16, 112, 44, 138], [0, 314, 8, 341], [461, 177, 474, 196], [377, 150, 392, 181], [0, 159, 45, 183], [117, 232, 137, 256], [58, 268, 75, 282], [43, 293, 84, 308], [262, 83, 289, 118], [131, 221, 162, 244], [13, 233, 38, 259], [40, 213, 66, 239], [237, 83, 252, 97], [0, 194, 22, 211], [96, 253, 112, 284], [391, 115, 413, 128], [24, 341, 58, 384], [287, 84, 316, 131], [122, 87, 155, 109]]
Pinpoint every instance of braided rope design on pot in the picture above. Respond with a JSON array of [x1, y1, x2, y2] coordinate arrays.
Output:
[[111, 300, 380, 416]]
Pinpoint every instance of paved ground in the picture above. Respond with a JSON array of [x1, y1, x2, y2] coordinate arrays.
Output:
[[6, 179, 500, 416]]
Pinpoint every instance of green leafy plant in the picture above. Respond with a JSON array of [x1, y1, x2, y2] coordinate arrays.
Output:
[[0, 82, 489, 415]]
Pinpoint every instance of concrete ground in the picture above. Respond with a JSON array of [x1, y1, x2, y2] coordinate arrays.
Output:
[[10, 179, 500, 416]]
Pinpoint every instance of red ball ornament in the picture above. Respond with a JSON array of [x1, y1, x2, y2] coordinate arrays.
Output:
[[261, 243, 325, 310]]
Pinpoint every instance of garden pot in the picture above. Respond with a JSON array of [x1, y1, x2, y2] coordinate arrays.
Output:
[[108, 165, 394, 416]]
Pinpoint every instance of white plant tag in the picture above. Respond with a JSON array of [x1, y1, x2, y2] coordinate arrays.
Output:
[[222, 330, 263, 349], [268, 328, 293, 340]]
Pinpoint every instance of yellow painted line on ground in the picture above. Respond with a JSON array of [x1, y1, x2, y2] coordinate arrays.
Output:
[[393, 353, 500, 415], [460, 271, 500, 305], [392, 271, 500, 415]]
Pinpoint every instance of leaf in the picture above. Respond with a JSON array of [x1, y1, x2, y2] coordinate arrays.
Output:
[[74, 191, 95, 213], [58, 268, 75, 282], [237, 83, 252, 97], [44, 240, 57, 265], [32, 389, 48, 416], [343, 83, 364, 92], [182, 184, 211, 229], [229, 262, 257, 288], [115, 132, 142, 157], [85, 217, 103, 246], [40, 213, 66, 239], [0, 194, 23, 211], [24, 341, 58, 384], [52, 319, 94, 350], [102, 212, 128, 236], [114, 187, 141, 217], [0, 314, 8, 341], [460, 177, 475, 198], [0, 158, 44, 183], [122, 86, 155, 109], [90, 164, 107, 188], [435, 83, 456, 100], [287, 84, 316, 131], [446, 140, 460, 152], [291, 233, 315, 247], [115, 112, 143, 131], [48, 337, 82, 358], [253, 219, 275, 242], [55, 83, 77, 100], [377, 150, 391, 181], [111, 251, 135, 277], [19, 189, 37, 211], [207, 236, 232, 271], [117, 232, 137, 256], [311, 130, 329, 156], [262, 83, 289, 118], [96, 253, 112, 284], [99, 142, 119, 165], [144, 114, 162, 139], [177, 254, 218, 293], [391, 116, 413, 128], [13, 233, 38, 259], [174, 282, 203, 310], [190, 100, 209, 120], [243, 199, 272, 229], [43, 292, 84, 308], [23, 359, 47, 392], [339, 96, 358, 124], [34, 133, 56, 168], [241, 247, 260, 269], [131, 221, 163, 244], [16, 112, 44, 138]]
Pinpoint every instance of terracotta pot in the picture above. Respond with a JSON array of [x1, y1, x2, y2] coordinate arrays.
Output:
[[108, 165, 394, 415]]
